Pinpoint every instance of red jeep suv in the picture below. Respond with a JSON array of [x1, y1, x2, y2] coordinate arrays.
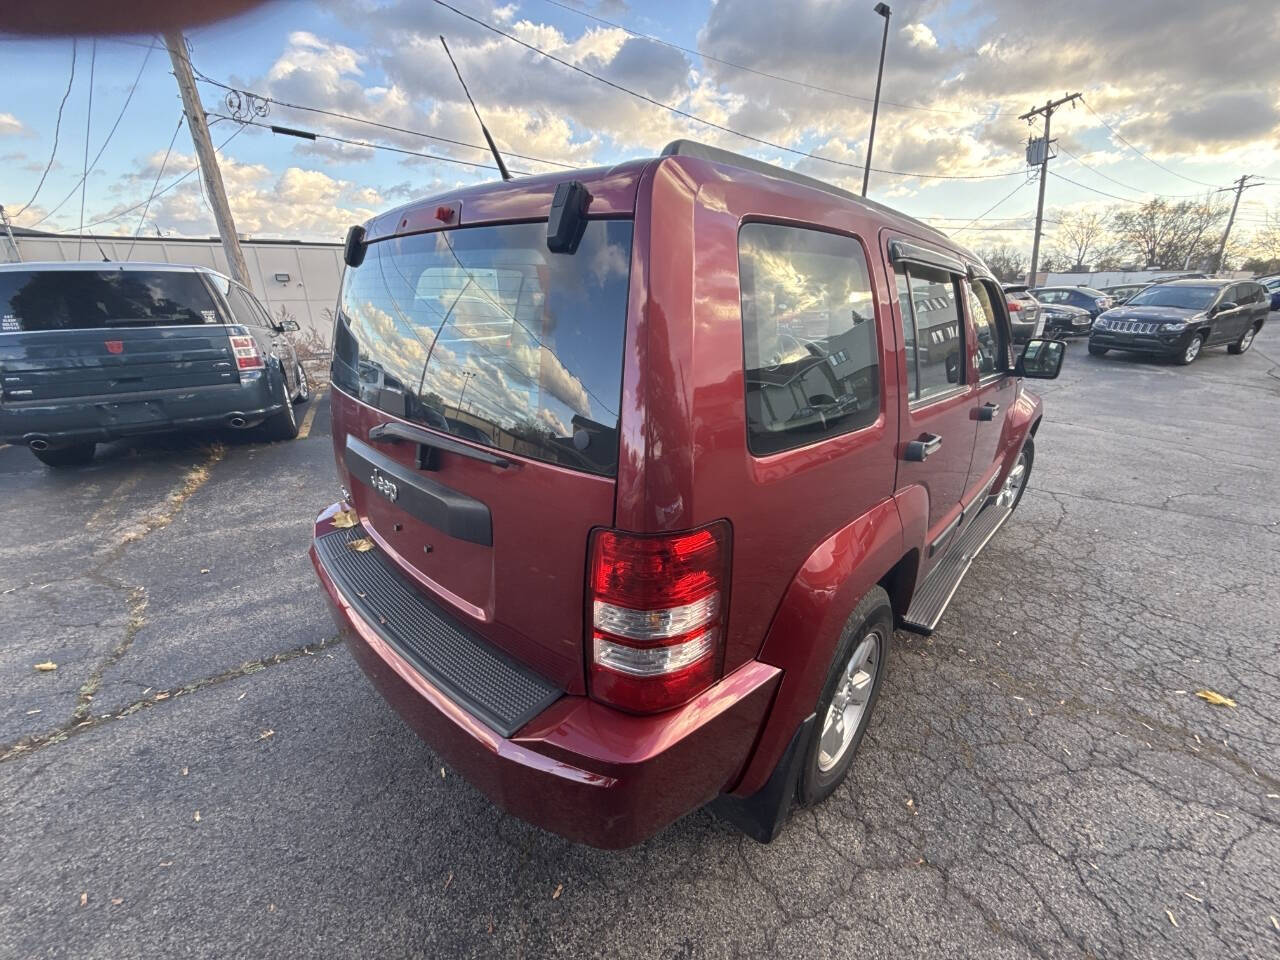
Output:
[[309, 141, 1064, 848]]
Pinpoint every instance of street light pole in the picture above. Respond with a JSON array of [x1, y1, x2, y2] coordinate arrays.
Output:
[[862, 3, 892, 198]]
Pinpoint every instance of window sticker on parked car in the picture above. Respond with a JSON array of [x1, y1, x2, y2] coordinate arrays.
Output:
[[202, 310, 216, 323], [1, 314, 19, 332]]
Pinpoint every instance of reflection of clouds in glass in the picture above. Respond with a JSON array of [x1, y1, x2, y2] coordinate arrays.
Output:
[[588, 239, 631, 286]]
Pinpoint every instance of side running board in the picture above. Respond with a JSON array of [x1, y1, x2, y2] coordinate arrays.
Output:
[[901, 500, 1013, 635]]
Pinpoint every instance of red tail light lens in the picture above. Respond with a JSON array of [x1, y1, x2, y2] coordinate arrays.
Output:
[[1007, 299, 1022, 312], [587, 521, 731, 714], [229, 334, 265, 371]]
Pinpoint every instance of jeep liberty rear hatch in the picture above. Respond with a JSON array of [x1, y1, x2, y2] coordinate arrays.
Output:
[[330, 218, 633, 693]]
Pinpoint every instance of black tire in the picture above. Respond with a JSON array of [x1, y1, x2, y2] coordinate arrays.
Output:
[[257, 377, 299, 442], [1176, 333, 1206, 365], [32, 442, 96, 468], [293, 363, 311, 404], [796, 586, 893, 807], [1227, 323, 1259, 355], [1088, 344, 1108, 356]]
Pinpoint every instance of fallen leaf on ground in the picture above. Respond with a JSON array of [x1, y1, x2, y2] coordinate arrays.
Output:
[[181, 767, 188, 776], [1184, 893, 1202, 903], [159, 861, 173, 867], [1166, 910, 1177, 927], [154, 691, 170, 701], [111, 898, 123, 906], [1195, 690, 1237, 708], [79, 892, 87, 907], [34, 661, 57, 672], [331, 508, 359, 529], [348, 537, 375, 553], [1271, 915, 1279, 932], [444, 871, 453, 891], [193, 810, 201, 822], [26, 709, 41, 715], [552, 884, 563, 900], [258, 729, 275, 741], [200, 569, 210, 575]]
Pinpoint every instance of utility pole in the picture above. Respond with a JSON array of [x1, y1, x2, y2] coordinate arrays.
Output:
[[163, 31, 253, 291], [1213, 174, 1262, 273], [0, 205, 22, 262], [862, 3, 892, 198], [1019, 92, 1081, 284]]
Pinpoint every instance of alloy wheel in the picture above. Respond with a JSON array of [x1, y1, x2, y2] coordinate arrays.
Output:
[[297, 364, 310, 401], [996, 451, 1028, 509], [1184, 337, 1202, 363], [1240, 328, 1255, 352], [816, 632, 882, 773]]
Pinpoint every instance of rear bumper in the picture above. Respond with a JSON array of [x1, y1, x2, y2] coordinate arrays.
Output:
[[0, 375, 283, 446], [309, 504, 781, 849]]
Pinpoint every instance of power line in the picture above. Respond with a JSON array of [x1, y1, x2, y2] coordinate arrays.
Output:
[[1055, 145, 1210, 201], [127, 115, 184, 259], [28, 45, 156, 230], [949, 178, 1034, 235], [431, 0, 1027, 181], [538, 0, 1020, 119], [1080, 98, 1227, 190], [1048, 170, 1158, 205], [48, 124, 246, 235], [191, 70, 577, 170], [209, 114, 537, 175], [13, 39, 77, 219]]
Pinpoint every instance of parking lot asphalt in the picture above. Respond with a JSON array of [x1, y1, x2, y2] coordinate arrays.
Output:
[[2, 329, 1279, 960]]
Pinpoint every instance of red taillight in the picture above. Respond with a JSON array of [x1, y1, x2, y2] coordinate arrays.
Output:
[[1007, 299, 1022, 312], [229, 334, 264, 371], [587, 521, 731, 714]]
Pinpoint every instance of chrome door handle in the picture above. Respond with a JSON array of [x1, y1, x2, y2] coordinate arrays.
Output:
[[977, 402, 1000, 422], [904, 434, 942, 462]]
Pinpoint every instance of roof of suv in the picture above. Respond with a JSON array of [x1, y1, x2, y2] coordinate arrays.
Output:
[[0, 260, 230, 279], [364, 139, 965, 258], [1156, 278, 1232, 289]]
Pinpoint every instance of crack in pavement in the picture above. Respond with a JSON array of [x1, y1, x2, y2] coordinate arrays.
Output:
[[0, 634, 344, 764]]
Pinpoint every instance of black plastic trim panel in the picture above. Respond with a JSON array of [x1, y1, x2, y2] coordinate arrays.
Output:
[[315, 524, 560, 736], [345, 435, 493, 546]]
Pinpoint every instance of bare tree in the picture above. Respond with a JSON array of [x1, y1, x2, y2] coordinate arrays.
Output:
[[974, 243, 1027, 283], [1111, 198, 1225, 270], [1048, 210, 1114, 270]]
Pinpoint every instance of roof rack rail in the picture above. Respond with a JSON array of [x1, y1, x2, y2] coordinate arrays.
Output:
[[659, 139, 938, 236]]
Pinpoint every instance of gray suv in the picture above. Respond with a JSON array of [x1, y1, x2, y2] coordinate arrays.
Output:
[[0, 262, 311, 466]]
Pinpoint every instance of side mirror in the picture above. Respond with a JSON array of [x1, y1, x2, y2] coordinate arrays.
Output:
[[1215, 301, 1237, 314], [278, 319, 301, 332], [1015, 338, 1065, 379]]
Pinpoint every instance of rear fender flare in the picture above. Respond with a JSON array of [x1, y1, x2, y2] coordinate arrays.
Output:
[[732, 497, 904, 796], [992, 385, 1042, 487]]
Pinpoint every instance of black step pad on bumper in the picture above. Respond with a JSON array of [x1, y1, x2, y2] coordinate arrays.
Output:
[[315, 525, 561, 737], [901, 500, 1013, 635]]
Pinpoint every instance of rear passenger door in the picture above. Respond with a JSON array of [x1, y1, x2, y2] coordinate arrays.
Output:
[[963, 276, 1016, 499], [1212, 285, 1248, 344], [891, 249, 978, 566], [226, 283, 294, 395]]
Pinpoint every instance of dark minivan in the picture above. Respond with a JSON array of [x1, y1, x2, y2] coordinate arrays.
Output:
[[0, 262, 310, 466], [310, 141, 1064, 848], [1089, 278, 1268, 364]]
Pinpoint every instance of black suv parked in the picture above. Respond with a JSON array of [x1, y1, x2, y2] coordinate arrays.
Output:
[[0, 262, 311, 466], [1089, 279, 1268, 364]]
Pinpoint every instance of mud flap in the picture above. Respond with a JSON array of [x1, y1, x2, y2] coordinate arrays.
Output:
[[710, 712, 816, 843]]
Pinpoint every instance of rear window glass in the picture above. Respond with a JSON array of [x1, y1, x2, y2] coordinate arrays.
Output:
[[334, 220, 632, 477], [0, 270, 220, 332], [738, 223, 880, 455]]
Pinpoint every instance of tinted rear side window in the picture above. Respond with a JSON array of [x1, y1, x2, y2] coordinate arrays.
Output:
[[738, 223, 880, 456], [0, 270, 220, 332], [334, 220, 632, 477]]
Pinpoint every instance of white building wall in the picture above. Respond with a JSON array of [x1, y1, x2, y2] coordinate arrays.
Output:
[[9, 233, 343, 344]]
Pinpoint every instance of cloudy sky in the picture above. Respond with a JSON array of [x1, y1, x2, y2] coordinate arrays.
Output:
[[3, 0, 1278, 252]]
